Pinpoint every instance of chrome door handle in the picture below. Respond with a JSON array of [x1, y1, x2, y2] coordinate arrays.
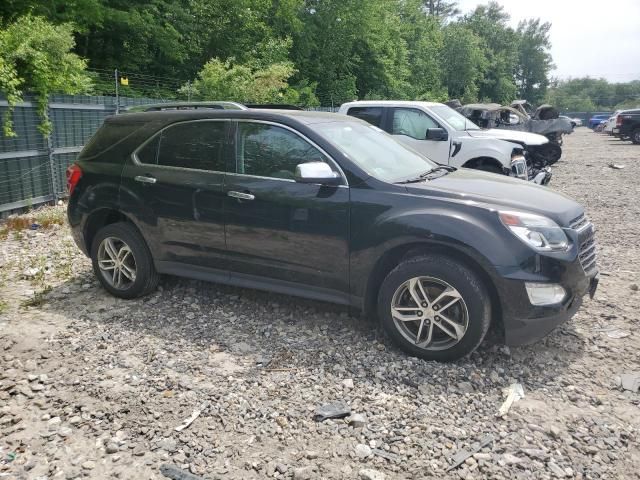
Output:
[[227, 191, 255, 201], [134, 175, 156, 184]]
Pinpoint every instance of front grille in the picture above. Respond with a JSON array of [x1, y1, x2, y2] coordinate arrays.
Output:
[[570, 213, 589, 231], [573, 215, 597, 273]]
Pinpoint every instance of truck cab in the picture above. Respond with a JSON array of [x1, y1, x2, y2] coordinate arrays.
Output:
[[338, 101, 550, 184]]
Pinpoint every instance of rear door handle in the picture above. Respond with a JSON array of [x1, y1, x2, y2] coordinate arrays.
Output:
[[134, 175, 157, 184], [227, 191, 255, 201]]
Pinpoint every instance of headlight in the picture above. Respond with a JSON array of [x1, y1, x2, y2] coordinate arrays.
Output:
[[510, 155, 527, 180], [499, 211, 569, 251]]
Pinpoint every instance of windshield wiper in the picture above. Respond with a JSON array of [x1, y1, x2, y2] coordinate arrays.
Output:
[[395, 165, 456, 184]]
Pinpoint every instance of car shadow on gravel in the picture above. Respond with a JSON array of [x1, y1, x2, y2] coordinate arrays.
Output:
[[37, 273, 588, 395]]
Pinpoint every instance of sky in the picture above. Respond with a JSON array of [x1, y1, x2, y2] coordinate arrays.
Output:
[[456, 0, 640, 82]]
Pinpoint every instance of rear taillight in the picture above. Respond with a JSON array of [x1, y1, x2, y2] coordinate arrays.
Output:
[[66, 164, 83, 195], [616, 115, 623, 127]]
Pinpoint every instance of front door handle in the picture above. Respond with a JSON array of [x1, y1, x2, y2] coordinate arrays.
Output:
[[227, 191, 255, 201], [134, 175, 157, 184]]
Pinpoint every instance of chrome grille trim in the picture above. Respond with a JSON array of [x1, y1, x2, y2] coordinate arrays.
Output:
[[570, 213, 589, 231], [573, 215, 597, 273]]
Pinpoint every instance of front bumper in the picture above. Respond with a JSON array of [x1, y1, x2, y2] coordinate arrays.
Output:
[[493, 223, 598, 346]]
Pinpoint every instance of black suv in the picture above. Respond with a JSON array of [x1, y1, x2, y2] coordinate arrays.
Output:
[[67, 110, 598, 361]]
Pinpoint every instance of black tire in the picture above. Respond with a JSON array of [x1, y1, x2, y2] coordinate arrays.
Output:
[[475, 163, 503, 175], [632, 129, 640, 145], [377, 254, 491, 362], [90, 222, 159, 299]]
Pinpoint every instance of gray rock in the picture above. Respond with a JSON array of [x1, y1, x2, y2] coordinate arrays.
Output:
[[457, 382, 474, 393], [292, 466, 315, 480], [355, 444, 372, 459], [348, 413, 366, 428], [105, 443, 119, 454], [359, 468, 386, 480], [81, 461, 96, 470]]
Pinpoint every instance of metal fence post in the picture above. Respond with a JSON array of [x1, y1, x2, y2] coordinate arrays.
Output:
[[45, 102, 60, 201], [115, 69, 120, 114]]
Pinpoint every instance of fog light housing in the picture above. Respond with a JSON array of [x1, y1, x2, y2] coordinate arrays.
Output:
[[525, 283, 566, 306]]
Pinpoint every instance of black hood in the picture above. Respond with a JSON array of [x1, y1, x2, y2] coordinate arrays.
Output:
[[404, 169, 583, 227]]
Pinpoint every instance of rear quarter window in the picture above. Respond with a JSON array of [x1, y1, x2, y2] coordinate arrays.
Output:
[[346, 107, 384, 127], [80, 121, 145, 160]]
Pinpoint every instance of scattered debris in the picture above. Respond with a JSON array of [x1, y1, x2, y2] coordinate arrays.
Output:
[[313, 401, 351, 422], [608, 163, 625, 169], [160, 464, 206, 480], [620, 373, 640, 393], [605, 329, 631, 339], [497, 383, 525, 417], [447, 434, 495, 471], [372, 448, 399, 462], [175, 401, 209, 432]]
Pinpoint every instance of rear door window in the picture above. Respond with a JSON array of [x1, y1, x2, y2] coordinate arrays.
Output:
[[346, 107, 384, 128], [138, 121, 228, 172]]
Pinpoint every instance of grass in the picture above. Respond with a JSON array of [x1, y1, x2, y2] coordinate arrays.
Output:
[[20, 285, 53, 308], [0, 204, 66, 236], [0, 300, 7, 314]]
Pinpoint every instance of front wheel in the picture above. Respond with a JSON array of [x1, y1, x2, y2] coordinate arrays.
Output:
[[90, 222, 159, 299], [632, 129, 640, 145], [377, 255, 491, 361]]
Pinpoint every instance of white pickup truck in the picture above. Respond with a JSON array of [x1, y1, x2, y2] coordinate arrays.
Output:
[[338, 101, 551, 184]]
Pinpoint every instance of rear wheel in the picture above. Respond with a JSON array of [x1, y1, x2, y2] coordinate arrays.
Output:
[[632, 128, 640, 145], [90, 222, 159, 299], [377, 255, 491, 361]]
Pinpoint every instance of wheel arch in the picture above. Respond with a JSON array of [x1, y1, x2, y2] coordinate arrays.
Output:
[[84, 208, 140, 253], [462, 156, 506, 172], [363, 241, 504, 337]]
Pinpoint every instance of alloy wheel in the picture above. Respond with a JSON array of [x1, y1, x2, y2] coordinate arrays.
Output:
[[390, 276, 469, 351], [97, 236, 137, 290]]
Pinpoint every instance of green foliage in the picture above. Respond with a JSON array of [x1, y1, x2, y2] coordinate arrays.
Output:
[[0, 15, 92, 136], [185, 58, 319, 106], [440, 24, 486, 102], [515, 19, 553, 105], [0, 1, 595, 111], [547, 78, 640, 111]]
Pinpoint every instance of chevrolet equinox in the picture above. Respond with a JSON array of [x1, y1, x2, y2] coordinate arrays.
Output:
[[67, 110, 599, 361]]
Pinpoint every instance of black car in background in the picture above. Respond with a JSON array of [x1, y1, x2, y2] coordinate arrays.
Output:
[[615, 109, 640, 144], [66, 110, 598, 361]]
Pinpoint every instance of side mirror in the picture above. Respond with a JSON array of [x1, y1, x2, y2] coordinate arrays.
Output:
[[294, 162, 341, 185], [426, 128, 448, 141]]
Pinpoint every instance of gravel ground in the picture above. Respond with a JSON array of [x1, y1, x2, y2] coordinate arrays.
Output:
[[1, 128, 639, 480]]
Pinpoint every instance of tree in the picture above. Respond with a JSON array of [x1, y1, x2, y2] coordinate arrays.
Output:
[[515, 19, 553, 105], [462, 2, 518, 103], [440, 24, 486, 101], [400, 0, 447, 100], [184, 57, 319, 106], [0, 15, 92, 136], [422, 0, 460, 18]]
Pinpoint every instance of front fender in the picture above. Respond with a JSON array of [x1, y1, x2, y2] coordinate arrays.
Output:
[[454, 137, 515, 168], [349, 188, 531, 299]]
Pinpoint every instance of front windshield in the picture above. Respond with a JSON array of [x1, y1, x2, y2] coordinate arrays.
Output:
[[431, 105, 480, 131], [314, 121, 437, 183]]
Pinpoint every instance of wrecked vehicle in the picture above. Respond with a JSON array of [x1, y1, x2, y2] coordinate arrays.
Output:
[[454, 102, 572, 165], [339, 101, 552, 185]]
